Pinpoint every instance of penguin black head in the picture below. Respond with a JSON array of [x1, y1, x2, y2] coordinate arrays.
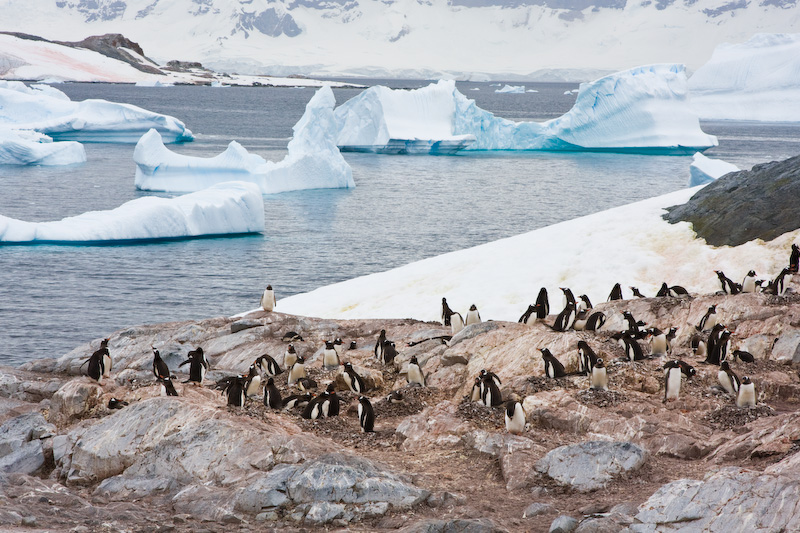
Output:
[[594, 358, 605, 368], [469, 304, 477, 311], [410, 356, 419, 365], [297, 355, 306, 364], [267, 377, 275, 385], [326, 382, 336, 393], [539, 348, 552, 358], [720, 361, 731, 371], [349, 341, 357, 350], [288, 344, 296, 353], [442, 297, 447, 303], [387, 390, 403, 403], [325, 340, 335, 349], [747, 270, 756, 277], [344, 362, 353, 370], [334, 338, 343, 345], [101, 338, 110, 347], [741, 376, 752, 385], [267, 284, 273, 290]]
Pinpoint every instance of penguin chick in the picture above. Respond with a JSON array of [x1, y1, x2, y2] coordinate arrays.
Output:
[[407, 356, 426, 387], [590, 358, 608, 390], [737, 376, 756, 408], [504, 400, 526, 435]]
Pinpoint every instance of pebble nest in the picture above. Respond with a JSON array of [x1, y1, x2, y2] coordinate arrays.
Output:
[[456, 400, 505, 430], [523, 376, 579, 394], [703, 404, 776, 430], [575, 389, 629, 407]]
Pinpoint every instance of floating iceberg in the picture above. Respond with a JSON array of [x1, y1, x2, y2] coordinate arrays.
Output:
[[0, 182, 264, 243], [135, 85, 354, 193], [689, 153, 740, 187], [0, 128, 86, 166], [334, 66, 717, 155], [0, 81, 193, 143], [689, 34, 800, 122], [495, 85, 525, 94]]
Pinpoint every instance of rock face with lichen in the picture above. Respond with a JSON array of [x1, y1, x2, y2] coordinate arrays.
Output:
[[2, 277, 800, 530]]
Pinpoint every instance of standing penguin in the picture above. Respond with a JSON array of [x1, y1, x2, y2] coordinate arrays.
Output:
[[560, 287, 576, 308], [504, 400, 526, 435], [648, 327, 669, 357], [552, 302, 576, 332], [577, 341, 598, 375], [535, 288, 550, 319], [441, 298, 455, 327], [465, 304, 481, 326], [83, 345, 105, 382], [152, 348, 170, 381], [301, 393, 324, 419], [96, 338, 112, 378], [608, 283, 623, 301], [790, 243, 800, 274], [342, 362, 366, 393], [622, 311, 646, 338], [380, 340, 397, 365], [584, 311, 606, 331], [518, 304, 538, 325], [358, 396, 375, 432], [630, 287, 646, 298], [481, 375, 503, 407], [691, 333, 707, 358], [715, 271, 741, 295], [479, 369, 502, 389], [255, 354, 283, 377], [540, 348, 567, 379], [450, 312, 465, 335], [773, 267, 790, 296], [283, 344, 298, 368], [590, 358, 608, 391], [741, 270, 757, 293], [287, 355, 307, 386], [470, 377, 483, 402], [655, 282, 671, 297], [696, 305, 718, 332], [705, 329, 731, 366], [737, 376, 756, 408], [217, 375, 247, 407], [718, 361, 740, 396], [244, 364, 262, 397], [320, 383, 340, 417], [322, 340, 341, 369], [263, 377, 282, 409], [407, 356, 426, 387], [577, 294, 593, 313], [663, 360, 682, 402], [160, 376, 179, 397], [179, 346, 209, 384], [261, 285, 276, 312], [622, 334, 646, 362], [374, 329, 386, 362]]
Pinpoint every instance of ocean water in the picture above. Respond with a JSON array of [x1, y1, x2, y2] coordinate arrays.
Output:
[[2, 80, 799, 365]]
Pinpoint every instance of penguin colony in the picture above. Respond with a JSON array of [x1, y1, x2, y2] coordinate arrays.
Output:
[[82, 254, 796, 438]]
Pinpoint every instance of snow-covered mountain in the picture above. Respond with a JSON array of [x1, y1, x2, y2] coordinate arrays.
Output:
[[3, 0, 799, 80]]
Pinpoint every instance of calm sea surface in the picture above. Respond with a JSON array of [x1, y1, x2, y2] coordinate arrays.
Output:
[[2, 80, 799, 365]]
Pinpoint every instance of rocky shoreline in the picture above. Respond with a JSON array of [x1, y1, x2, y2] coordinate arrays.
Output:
[[2, 279, 800, 532]]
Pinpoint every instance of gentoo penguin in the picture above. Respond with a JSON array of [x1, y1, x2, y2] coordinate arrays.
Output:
[[705, 324, 726, 358], [718, 361, 740, 396], [283, 344, 298, 368], [358, 396, 375, 433], [465, 304, 481, 326], [622, 334, 646, 362], [552, 301, 576, 332], [663, 360, 682, 402], [732, 350, 755, 363], [470, 377, 483, 402], [302, 393, 324, 419], [97, 338, 111, 378], [540, 348, 567, 378], [333, 337, 345, 354], [535, 288, 550, 318], [320, 383, 340, 417], [179, 346, 209, 384], [630, 286, 646, 298], [705, 329, 731, 366], [741, 270, 757, 293], [481, 375, 503, 407], [342, 362, 366, 393], [655, 282, 670, 297], [504, 400, 526, 435], [676, 360, 696, 378], [261, 284, 276, 312], [691, 333, 707, 358], [322, 340, 340, 369], [263, 377, 282, 409], [407, 356, 426, 387], [696, 305, 718, 332], [648, 327, 668, 357], [283, 392, 313, 410], [296, 377, 318, 391], [577, 294, 593, 313], [83, 347, 105, 382], [773, 267, 790, 296], [441, 298, 455, 326], [622, 311, 646, 338], [790, 244, 800, 274], [217, 375, 246, 407], [666, 327, 678, 351], [584, 311, 606, 331], [348, 341, 357, 350], [244, 364, 262, 397], [479, 369, 502, 389], [374, 329, 386, 361], [577, 340, 599, 375], [386, 390, 404, 404], [380, 340, 397, 365], [560, 287, 576, 308], [715, 270, 741, 294], [518, 304, 538, 325], [572, 309, 591, 331], [107, 398, 128, 409], [608, 283, 623, 301], [255, 354, 283, 377], [450, 312, 465, 335], [160, 376, 179, 397], [287, 355, 307, 385], [281, 331, 304, 342], [152, 348, 170, 381], [590, 358, 608, 391], [669, 285, 689, 297], [737, 376, 756, 408]]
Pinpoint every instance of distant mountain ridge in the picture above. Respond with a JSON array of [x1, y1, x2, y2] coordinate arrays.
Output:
[[4, 0, 800, 79]]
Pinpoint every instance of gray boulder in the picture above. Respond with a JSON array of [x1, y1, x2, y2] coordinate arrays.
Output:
[[524, 502, 555, 518], [399, 518, 508, 533], [0, 413, 54, 456], [49, 379, 103, 424], [0, 441, 44, 475], [536, 441, 647, 492], [550, 515, 579, 533]]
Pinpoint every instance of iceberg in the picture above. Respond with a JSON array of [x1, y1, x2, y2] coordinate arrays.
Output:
[[134, 85, 354, 194], [334, 66, 717, 155], [689, 153, 740, 187], [0, 81, 193, 143], [689, 34, 800, 122], [0, 182, 264, 243], [495, 85, 525, 94], [0, 128, 86, 166]]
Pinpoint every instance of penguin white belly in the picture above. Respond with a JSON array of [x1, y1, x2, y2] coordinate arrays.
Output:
[[465, 310, 481, 326], [451, 313, 465, 335], [288, 364, 306, 385], [590, 367, 608, 390], [246, 375, 261, 397], [261, 290, 275, 311], [742, 278, 756, 293], [665, 368, 681, 401], [408, 366, 425, 387], [199, 364, 206, 383], [102, 354, 112, 378], [737, 384, 756, 407], [505, 404, 526, 435], [323, 349, 339, 368], [650, 336, 667, 356], [284, 351, 297, 368], [718, 370, 736, 395]]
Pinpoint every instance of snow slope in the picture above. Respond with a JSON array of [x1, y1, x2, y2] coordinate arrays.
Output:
[[0, 128, 85, 165], [135, 86, 354, 193], [689, 33, 800, 122], [0, 182, 264, 243], [0, 81, 192, 142], [276, 185, 796, 322], [335, 68, 717, 154]]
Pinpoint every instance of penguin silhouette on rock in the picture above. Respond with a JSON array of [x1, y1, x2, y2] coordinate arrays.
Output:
[[374, 329, 386, 361], [441, 298, 455, 327], [342, 362, 366, 394], [152, 348, 171, 381], [358, 396, 375, 433], [535, 288, 550, 319], [179, 346, 209, 384], [552, 301, 576, 332]]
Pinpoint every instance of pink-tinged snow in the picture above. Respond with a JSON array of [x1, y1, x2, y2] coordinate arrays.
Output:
[[273, 186, 796, 322]]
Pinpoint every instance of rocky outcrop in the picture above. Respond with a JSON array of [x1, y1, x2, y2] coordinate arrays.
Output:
[[664, 155, 800, 246], [535, 441, 647, 492]]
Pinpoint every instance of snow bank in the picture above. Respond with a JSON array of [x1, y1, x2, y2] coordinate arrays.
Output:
[[334, 82, 476, 154], [0, 81, 193, 143], [135, 85, 354, 193], [689, 34, 800, 122], [0, 128, 86, 166], [689, 153, 740, 187], [277, 185, 795, 322], [495, 85, 525, 94], [334, 67, 716, 155], [0, 182, 264, 243]]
